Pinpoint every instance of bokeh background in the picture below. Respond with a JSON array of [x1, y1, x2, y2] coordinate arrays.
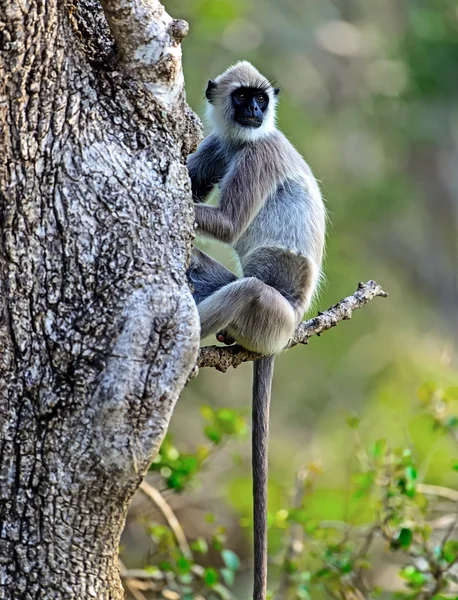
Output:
[[122, 1, 458, 596]]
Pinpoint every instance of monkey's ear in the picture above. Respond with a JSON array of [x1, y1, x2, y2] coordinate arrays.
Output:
[[273, 87, 281, 96], [205, 80, 218, 103]]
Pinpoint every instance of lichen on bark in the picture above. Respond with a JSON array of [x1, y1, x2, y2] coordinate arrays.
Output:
[[0, 0, 200, 597]]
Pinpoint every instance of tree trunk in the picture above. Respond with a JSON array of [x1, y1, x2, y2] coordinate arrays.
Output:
[[0, 0, 201, 597]]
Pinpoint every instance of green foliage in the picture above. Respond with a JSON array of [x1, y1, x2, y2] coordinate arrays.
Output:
[[123, 409, 246, 598], [261, 386, 458, 599], [145, 520, 240, 598], [403, 1, 458, 99], [122, 385, 458, 599], [149, 406, 247, 491]]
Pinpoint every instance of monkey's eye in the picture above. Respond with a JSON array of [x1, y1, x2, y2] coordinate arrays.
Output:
[[256, 94, 266, 104], [236, 92, 245, 101]]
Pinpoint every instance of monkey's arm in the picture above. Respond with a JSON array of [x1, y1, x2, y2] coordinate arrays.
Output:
[[187, 134, 227, 203], [194, 148, 278, 243]]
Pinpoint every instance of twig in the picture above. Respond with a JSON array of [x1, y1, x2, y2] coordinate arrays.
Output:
[[427, 514, 458, 530], [139, 480, 192, 558], [417, 483, 458, 503], [120, 565, 237, 600], [197, 281, 388, 372], [133, 482, 238, 598]]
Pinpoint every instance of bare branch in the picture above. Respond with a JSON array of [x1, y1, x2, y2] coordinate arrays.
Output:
[[196, 280, 388, 373], [120, 565, 237, 600], [138, 481, 192, 558], [100, 0, 188, 104], [417, 483, 458, 503]]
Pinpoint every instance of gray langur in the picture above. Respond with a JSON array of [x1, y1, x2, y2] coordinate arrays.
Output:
[[186, 61, 326, 600]]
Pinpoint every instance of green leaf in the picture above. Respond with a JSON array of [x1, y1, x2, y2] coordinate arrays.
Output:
[[284, 559, 298, 574], [297, 584, 311, 599], [447, 416, 458, 428], [405, 465, 417, 481], [346, 415, 360, 429], [176, 555, 192, 574], [222, 549, 240, 571], [288, 508, 309, 524], [212, 532, 225, 551], [352, 471, 374, 498], [398, 528, 413, 548], [204, 567, 219, 586], [399, 565, 428, 587], [200, 405, 215, 421], [312, 567, 333, 581], [144, 565, 159, 574], [166, 472, 187, 490], [444, 386, 458, 402], [164, 445, 180, 461], [204, 425, 222, 444], [339, 560, 353, 574], [196, 445, 210, 461], [442, 540, 458, 563], [179, 455, 199, 475], [372, 438, 387, 459], [191, 537, 208, 554], [391, 528, 413, 550], [217, 408, 236, 421], [220, 567, 235, 586], [417, 381, 437, 403]]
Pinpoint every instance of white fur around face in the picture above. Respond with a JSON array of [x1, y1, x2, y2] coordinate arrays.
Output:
[[205, 63, 279, 143]]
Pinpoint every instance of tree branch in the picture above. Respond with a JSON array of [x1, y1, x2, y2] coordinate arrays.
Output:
[[100, 0, 188, 104], [138, 481, 192, 558], [196, 281, 388, 373]]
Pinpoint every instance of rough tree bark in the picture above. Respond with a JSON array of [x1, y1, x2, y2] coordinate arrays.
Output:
[[0, 0, 201, 597]]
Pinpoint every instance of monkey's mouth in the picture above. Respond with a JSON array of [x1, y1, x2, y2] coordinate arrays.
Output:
[[238, 117, 262, 128]]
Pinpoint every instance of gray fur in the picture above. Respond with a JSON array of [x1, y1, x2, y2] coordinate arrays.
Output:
[[187, 67, 326, 334], [186, 61, 326, 600], [187, 135, 229, 202]]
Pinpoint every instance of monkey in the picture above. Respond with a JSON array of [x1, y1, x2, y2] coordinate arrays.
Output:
[[186, 61, 326, 600]]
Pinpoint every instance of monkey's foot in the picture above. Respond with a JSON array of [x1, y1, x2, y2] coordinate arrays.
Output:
[[216, 330, 236, 345]]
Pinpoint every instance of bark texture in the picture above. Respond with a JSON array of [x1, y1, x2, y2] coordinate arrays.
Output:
[[0, 0, 201, 597]]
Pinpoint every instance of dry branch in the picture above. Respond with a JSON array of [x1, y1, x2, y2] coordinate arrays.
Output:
[[196, 280, 388, 373], [138, 481, 192, 558]]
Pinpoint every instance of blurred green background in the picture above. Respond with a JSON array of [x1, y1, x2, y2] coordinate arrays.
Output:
[[122, 1, 458, 597]]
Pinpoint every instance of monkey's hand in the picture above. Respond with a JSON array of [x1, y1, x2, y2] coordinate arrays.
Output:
[[193, 204, 236, 244], [216, 330, 236, 345]]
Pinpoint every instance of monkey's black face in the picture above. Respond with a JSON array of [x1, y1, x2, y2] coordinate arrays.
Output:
[[231, 87, 269, 129]]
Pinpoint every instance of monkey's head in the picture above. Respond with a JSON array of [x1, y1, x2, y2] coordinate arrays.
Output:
[[205, 61, 280, 142]]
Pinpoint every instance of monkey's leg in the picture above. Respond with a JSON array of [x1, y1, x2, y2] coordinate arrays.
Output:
[[187, 247, 237, 305], [198, 277, 297, 354], [187, 248, 238, 343], [242, 247, 318, 314]]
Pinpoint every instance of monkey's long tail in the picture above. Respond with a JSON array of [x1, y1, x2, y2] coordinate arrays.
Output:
[[252, 355, 275, 600]]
